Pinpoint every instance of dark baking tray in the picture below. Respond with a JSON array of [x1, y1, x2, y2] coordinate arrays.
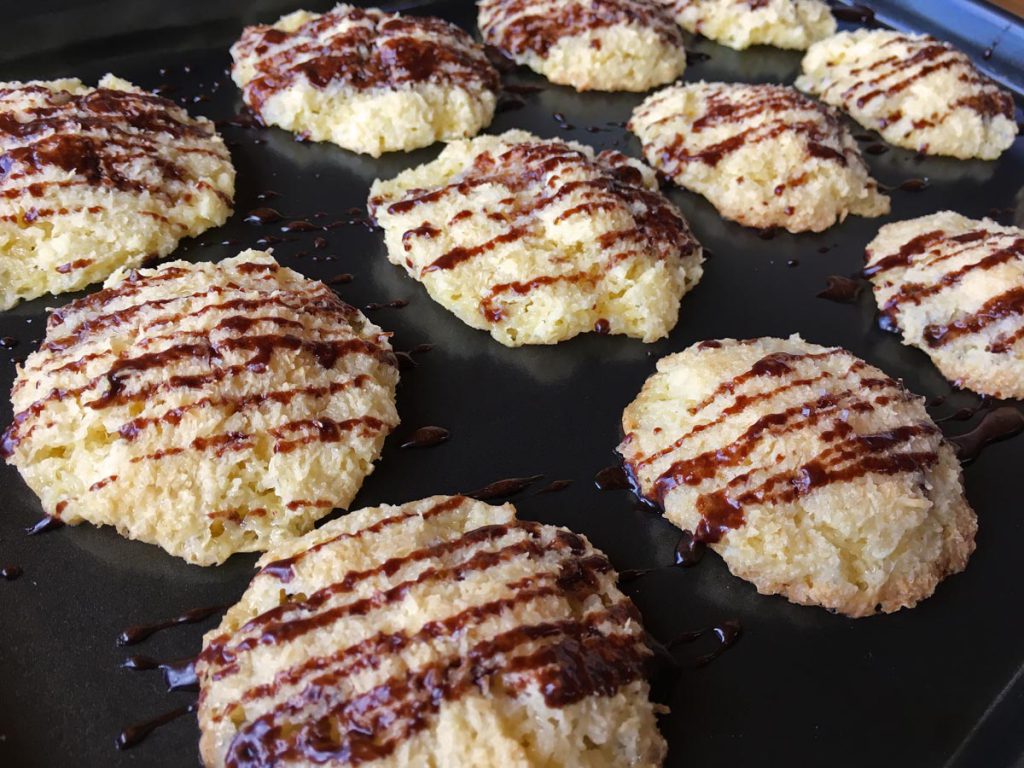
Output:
[[1, 1, 1022, 766]]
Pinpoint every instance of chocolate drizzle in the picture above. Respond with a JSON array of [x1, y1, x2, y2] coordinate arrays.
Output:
[[234, 8, 500, 115], [479, 0, 683, 58], [1, 565, 23, 580], [369, 137, 698, 329], [636, 83, 859, 177], [865, 226, 1024, 354], [806, 32, 1014, 133], [194, 516, 650, 767], [0, 83, 227, 217], [628, 348, 935, 543]]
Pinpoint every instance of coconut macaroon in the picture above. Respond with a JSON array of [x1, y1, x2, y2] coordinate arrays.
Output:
[[478, 0, 686, 92], [796, 30, 1018, 160], [629, 82, 889, 232], [658, 0, 835, 51], [619, 336, 976, 617], [0, 252, 400, 565], [195, 495, 666, 768], [368, 129, 703, 347], [230, 5, 500, 157], [865, 211, 1024, 399], [0, 76, 234, 311]]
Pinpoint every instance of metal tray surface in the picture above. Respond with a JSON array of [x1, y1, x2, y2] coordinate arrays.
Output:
[[0, 1, 1022, 766]]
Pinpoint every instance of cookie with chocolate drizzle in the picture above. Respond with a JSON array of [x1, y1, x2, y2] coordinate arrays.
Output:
[[230, 5, 500, 156], [368, 129, 703, 347], [657, 0, 835, 51], [0, 75, 234, 310], [619, 335, 976, 617], [1, 252, 399, 565], [478, 0, 687, 92], [195, 495, 666, 767], [865, 211, 1024, 399], [797, 30, 1018, 160], [629, 82, 889, 233]]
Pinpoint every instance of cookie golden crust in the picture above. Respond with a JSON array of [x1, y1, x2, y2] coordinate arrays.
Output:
[[619, 336, 976, 617], [195, 495, 666, 768], [368, 130, 703, 347], [865, 211, 1024, 399], [478, 0, 686, 92], [230, 5, 500, 156], [657, 0, 835, 50], [1, 252, 399, 565], [0, 75, 234, 311], [796, 30, 1018, 160], [629, 82, 889, 232]]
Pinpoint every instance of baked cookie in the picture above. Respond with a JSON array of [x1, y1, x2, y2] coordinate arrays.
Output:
[[619, 336, 976, 617], [478, 0, 686, 92], [230, 5, 500, 156], [195, 495, 666, 767], [368, 129, 703, 346], [1, 252, 399, 565], [865, 211, 1024, 399], [0, 75, 234, 311], [629, 82, 889, 232], [796, 30, 1018, 160], [657, 0, 835, 50]]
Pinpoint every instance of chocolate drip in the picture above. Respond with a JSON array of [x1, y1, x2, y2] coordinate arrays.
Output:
[[363, 299, 409, 311], [400, 426, 450, 449], [674, 531, 705, 567], [594, 464, 631, 491], [243, 207, 282, 224], [668, 620, 742, 665], [817, 275, 863, 304], [1, 565, 23, 580], [116, 704, 195, 750], [0, 336, 17, 349], [117, 604, 228, 646], [25, 515, 64, 535], [950, 406, 1024, 462], [465, 474, 544, 500], [122, 654, 198, 691], [536, 479, 572, 494]]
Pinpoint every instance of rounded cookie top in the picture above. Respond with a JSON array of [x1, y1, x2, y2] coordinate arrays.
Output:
[[195, 495, 666, 768], [629, 82, 889, 232], [619, 336, 976, 617], [658, 0, 835, 50], [0, 75, 234, 311], [1, 252, 399, 565], [368, 129, 703, 347], [865, 211, 1024, 399], [478, 0, 686, 92], [231, 4, 500, 156], [796, 30, 1018, 160]]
